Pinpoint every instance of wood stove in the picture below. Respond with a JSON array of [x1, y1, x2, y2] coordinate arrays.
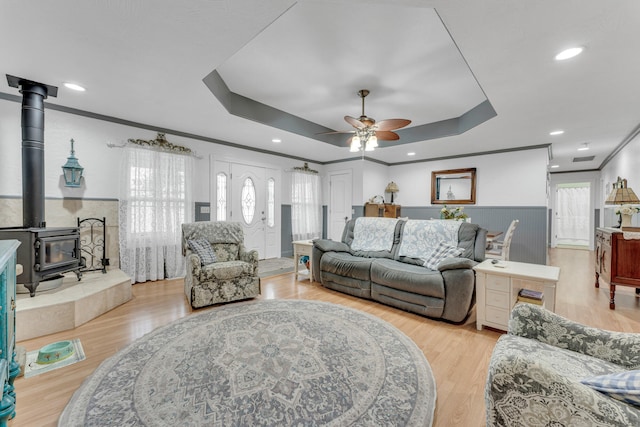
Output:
[[3, 75, 83, 296], [0, 227, 83, 296]]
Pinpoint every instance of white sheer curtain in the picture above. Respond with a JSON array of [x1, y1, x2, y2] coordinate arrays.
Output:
[[556, 186, 590, 242], [291, 171, 322, 241], [118, 146, 193, 283]]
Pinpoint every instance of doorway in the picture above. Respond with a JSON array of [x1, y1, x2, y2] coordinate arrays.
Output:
[[212, 161, 280, 260], [328, 170, 352, 241], [554, 182, 590, 248]]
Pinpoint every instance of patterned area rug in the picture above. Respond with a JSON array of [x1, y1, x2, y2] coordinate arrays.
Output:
[[60, 300, 436, 426], [258, 257, 295, 278]]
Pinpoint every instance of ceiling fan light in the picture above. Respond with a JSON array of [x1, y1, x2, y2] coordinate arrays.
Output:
[[369, 135, 378, 148], [365, 140, 375, 151], [350, 136, 361, 152]]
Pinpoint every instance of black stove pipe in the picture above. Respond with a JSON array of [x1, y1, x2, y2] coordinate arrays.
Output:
[[6, 75, 58, 229], [20, 82, 48, 228]]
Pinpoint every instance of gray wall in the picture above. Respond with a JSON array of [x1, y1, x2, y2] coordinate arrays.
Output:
[[355, 205, 547, 265], [281, 204, 547, 265]]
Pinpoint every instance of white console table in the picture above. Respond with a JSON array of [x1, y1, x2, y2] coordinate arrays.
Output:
[[292, 240, 314, 281], [474, 259, 560, 331]]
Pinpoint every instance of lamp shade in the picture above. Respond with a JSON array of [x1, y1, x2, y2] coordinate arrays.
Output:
[[385, 181, 399, 193], [605, 177, 640, 205]]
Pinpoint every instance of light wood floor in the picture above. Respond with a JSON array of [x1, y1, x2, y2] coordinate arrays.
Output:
[[11, 248, 640, 427]]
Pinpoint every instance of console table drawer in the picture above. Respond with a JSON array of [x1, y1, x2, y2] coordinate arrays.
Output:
[[486, 289, 510, 309], [485, 306, 509, 326], [486, 275, 510, 291]]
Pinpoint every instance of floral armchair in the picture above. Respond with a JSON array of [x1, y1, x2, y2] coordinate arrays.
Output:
[[486, 303, 640, 426], [181, 221, 260, 309]]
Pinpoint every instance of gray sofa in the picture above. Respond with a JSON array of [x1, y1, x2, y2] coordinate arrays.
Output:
[[312, 218, 487, 322]]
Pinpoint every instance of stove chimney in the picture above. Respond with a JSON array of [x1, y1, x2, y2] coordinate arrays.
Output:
[[6, 75, 58, 228]]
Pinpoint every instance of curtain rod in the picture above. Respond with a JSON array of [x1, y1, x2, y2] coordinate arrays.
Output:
[[288, 162, 318, 174], [107, 132, 202, 159]]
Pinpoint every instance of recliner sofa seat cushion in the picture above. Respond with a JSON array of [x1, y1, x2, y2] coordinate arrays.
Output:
[[320, 271, 371, 298], [199, 260, 254, 281], [371, 258, 444, 299], [372, 283, 445, 318], [320, 252, 374, 281]]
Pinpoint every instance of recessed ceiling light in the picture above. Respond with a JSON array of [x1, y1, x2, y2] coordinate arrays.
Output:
[[578, 142, 589, 151], [272, 138, 281, 143], [550, 165, 560, 169], [549, 130, 564, 136], [63, 82, 86, 92], [407, 152, 416, 156], [555, 47, 583, 61]]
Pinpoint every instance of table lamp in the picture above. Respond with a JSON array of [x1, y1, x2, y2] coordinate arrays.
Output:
[[605, 177, 640, 228], [385, 181, 399, 204]]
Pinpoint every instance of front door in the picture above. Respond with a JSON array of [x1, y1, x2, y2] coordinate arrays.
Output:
[[231, 163, 266, 258]]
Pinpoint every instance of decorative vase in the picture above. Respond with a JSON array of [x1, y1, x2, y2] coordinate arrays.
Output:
[[621, 213, 633, 227]]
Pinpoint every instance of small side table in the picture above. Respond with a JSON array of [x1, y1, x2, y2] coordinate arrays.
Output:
[[473, 260, 560, 331], [292, 240, 314, 281]]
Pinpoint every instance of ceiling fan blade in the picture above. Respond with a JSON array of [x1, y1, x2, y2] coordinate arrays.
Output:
[[344, 115, 366, 129], [316, 130, 355, 135], [375, 119, 411, 131], [375, 130, 400, 141]]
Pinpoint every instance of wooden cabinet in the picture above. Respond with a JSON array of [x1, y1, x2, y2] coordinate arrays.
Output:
[[0, 240, 20, 425], [595, 227, 640, 309], [364, 203, 401, 218]]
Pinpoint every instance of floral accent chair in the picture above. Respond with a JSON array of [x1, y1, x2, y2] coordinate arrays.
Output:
[[181, 221, 260, 309], [486, 303, 640, 426]]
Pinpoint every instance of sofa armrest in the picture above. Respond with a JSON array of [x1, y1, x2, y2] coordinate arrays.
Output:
[[239, 247, 259, 273], [437, 257, 477, 272], [186, 252, 202, 278], [313, 239, 350, 253], [509, 303, 640, 367]]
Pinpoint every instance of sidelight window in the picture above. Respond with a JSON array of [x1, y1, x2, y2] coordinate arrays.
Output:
[[267, 178, 275, 227], [216, 172, 227, 221]]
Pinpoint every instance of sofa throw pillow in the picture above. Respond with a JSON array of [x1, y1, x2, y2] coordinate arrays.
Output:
[[187, 238, 217, 266], [423, 241, 463, 270], [580, 370, 640, 407]]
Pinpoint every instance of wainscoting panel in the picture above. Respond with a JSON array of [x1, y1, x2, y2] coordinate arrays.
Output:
[[281, 204, 293, 258], [282, 205, 547, 265], [399, 206, 548, 265]]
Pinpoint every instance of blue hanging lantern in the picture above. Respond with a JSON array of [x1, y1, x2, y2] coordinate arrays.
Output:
[[62, 138, 84, 187]]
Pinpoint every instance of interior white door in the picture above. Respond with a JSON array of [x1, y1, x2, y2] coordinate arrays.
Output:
[[231, 163, 266, 258], [328, 171, 352, 241]]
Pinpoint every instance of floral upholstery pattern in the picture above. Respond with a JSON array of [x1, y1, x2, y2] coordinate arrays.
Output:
[[350, 217, 399, 251], [398, 219, 461, 260], [182, 221, 260, 308], [486, 303, 640, 426]]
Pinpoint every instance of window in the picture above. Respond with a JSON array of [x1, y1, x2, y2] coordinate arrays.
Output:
[[267, 178, 275, 227], [291, 171, 321, 240], [241, 177, 256, 224], [119, 146, 193, 283], [128, 156, 189, 234], [216, 172, 227, 221]]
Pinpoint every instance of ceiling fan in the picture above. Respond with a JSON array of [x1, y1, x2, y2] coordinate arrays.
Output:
[[325, 89, 411, 152]]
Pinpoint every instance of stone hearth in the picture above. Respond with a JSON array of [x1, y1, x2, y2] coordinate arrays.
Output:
[[16, 269, 132, 342]]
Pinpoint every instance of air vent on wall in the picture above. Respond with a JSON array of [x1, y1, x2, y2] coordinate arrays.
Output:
[[573, 156, 595, 162]]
